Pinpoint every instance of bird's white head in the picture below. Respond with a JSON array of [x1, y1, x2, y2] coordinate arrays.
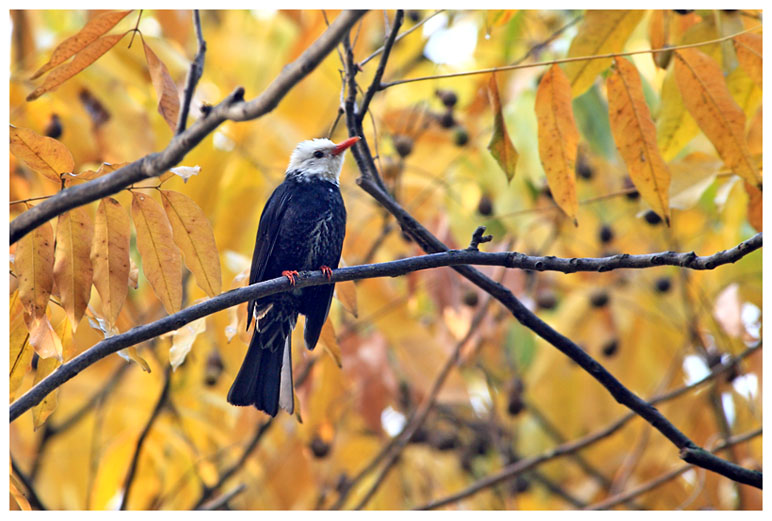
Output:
[[286, 136, 361, 184]]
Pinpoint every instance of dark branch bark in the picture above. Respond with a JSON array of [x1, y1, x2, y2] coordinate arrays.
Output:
[[9, 239, 759, 423], [176, 10, 207, 135], [11, 455, 47, 510], [9, 10, 367, 245], [341, 35, 761, 491]]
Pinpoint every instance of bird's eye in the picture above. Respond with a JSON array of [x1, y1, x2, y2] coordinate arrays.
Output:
[[313, 151, 324, 159]]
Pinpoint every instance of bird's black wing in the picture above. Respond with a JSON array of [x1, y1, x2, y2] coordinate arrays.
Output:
[[246, 181, 293, 331]]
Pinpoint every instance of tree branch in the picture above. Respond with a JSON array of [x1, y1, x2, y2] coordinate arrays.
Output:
[[176, 9, 206, 135], [415, 346, 760, 510], [119, 365, 172, 510], [358, 9, 403, 121], [9, 9, 367, 245], [342, 42, 761, 490], [9, 238, 760, 423]]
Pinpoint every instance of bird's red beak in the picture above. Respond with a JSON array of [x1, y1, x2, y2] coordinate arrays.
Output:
[[331, 136, 361, 156]]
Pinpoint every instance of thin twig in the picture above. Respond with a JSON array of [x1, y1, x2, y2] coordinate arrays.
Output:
[[358, 10, 403, 121], [380, 24, 761, 88], [587, 428, 762, 510], [10, 456, 47, 510], [359, 10, 445, 67], [198, 483, 246, 510], [176, 10, 207, 135], [119, 366, 172, 510]]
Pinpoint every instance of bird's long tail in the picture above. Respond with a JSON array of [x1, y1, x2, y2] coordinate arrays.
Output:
[[227, 303, 296, 416]]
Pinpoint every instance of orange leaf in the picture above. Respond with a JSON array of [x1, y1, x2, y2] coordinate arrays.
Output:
[[28, 315, 63, 360], [335, 279, 358, 318], [648, 10, 671, 69], [319, 318, 342, 368], [53, 207, 94, 331], [607, 57, 671, 222], [75, 161, 129, 181], [564, 10, 644, 97], [31, 354, 61, 429], [142, 39, 180, 131], [487, 74, 518, 182], [160, 190, 222, 297], [535, 64, 580, 223], [733, 33, 762, 89], [745, 182, 762, 232], [30, 10, 132, 80], [27, 33, 126, 101], [91, 197, 131, 327], [15, 218, 54, 322], [10, 126, 75, 181], [674, 48, 761, 188], [132, 192, 183, 314]]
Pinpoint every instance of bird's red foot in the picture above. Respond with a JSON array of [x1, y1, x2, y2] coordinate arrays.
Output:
[[320, 265, 333, 280], [282, 270, 299, 286]]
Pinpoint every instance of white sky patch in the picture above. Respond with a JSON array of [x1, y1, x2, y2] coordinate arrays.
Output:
[[741, 302, 761, 340], [682, 355, 710, 385], [423, 17, 478, 66], [381, 406, 406, 437], [721, 392, 736, 426], [732, 373, 758, 401]]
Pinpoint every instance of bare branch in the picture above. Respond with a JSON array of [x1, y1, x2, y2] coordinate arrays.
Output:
[[587, 428, 762, 510], [342, 47, 761, 489], [176, 10, 207, 135], [120, 365, 172, 510], [9, 236, 760, 423], [359, 10, 444, 67], [358, 10, 403, 121], [198, 484, 246, 510], [415, 344, 760, 509], [9, 10, 367, 245], [11, 455, 47, 510]]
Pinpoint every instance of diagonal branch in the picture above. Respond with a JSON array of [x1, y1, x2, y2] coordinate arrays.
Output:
[[9, 9, 367, 245], [358, 9, 403, 121], [342, 33, 761, 491], [176, 9, 207, 135], [9, 234, 761, 423]]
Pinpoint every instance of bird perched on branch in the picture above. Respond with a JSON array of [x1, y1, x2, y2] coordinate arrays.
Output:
[[228, 136, 360, 416]]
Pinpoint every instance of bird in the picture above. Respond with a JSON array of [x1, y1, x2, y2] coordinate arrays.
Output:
[[227, 136, 360, 416]]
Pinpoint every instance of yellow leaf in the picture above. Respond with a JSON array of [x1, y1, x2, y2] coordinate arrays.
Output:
[[31, 355, 61, 430], [10, 293, 33, 400], [120, 347, 151, 373], [535, 63, 580, 223], [668, 153, 722, 210], [27, 33, 126, 101], [10, 125, 75, 181], [727, 66, 762, 118], [487, 74, 518, 182], [28, 315, 63, 360], [649, 10, 670, 69], [733, 33, 762, 89], [15, 218, 54, 322], [319, 318, 342, 368], [160, 190, 222, 297], [54, 315, 76, 362], [132, 192, 183, 314], [745, 182, 762, 232], [169, 317, 206, 370], [53, 207, 94, 331], [674, 48, 761, 188], [564, 10, 644, 97], [10, 474, 32, 511], [335, 280, 358, 318], [142, 39, 180, 131], [607, 57, 671, 222], [91, 197, 131, 327], [30, 10, 132, 79], [656, 69, 699, 161]]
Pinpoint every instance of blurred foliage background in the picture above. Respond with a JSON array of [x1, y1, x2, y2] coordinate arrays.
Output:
[[9, 9, 762, 510]]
